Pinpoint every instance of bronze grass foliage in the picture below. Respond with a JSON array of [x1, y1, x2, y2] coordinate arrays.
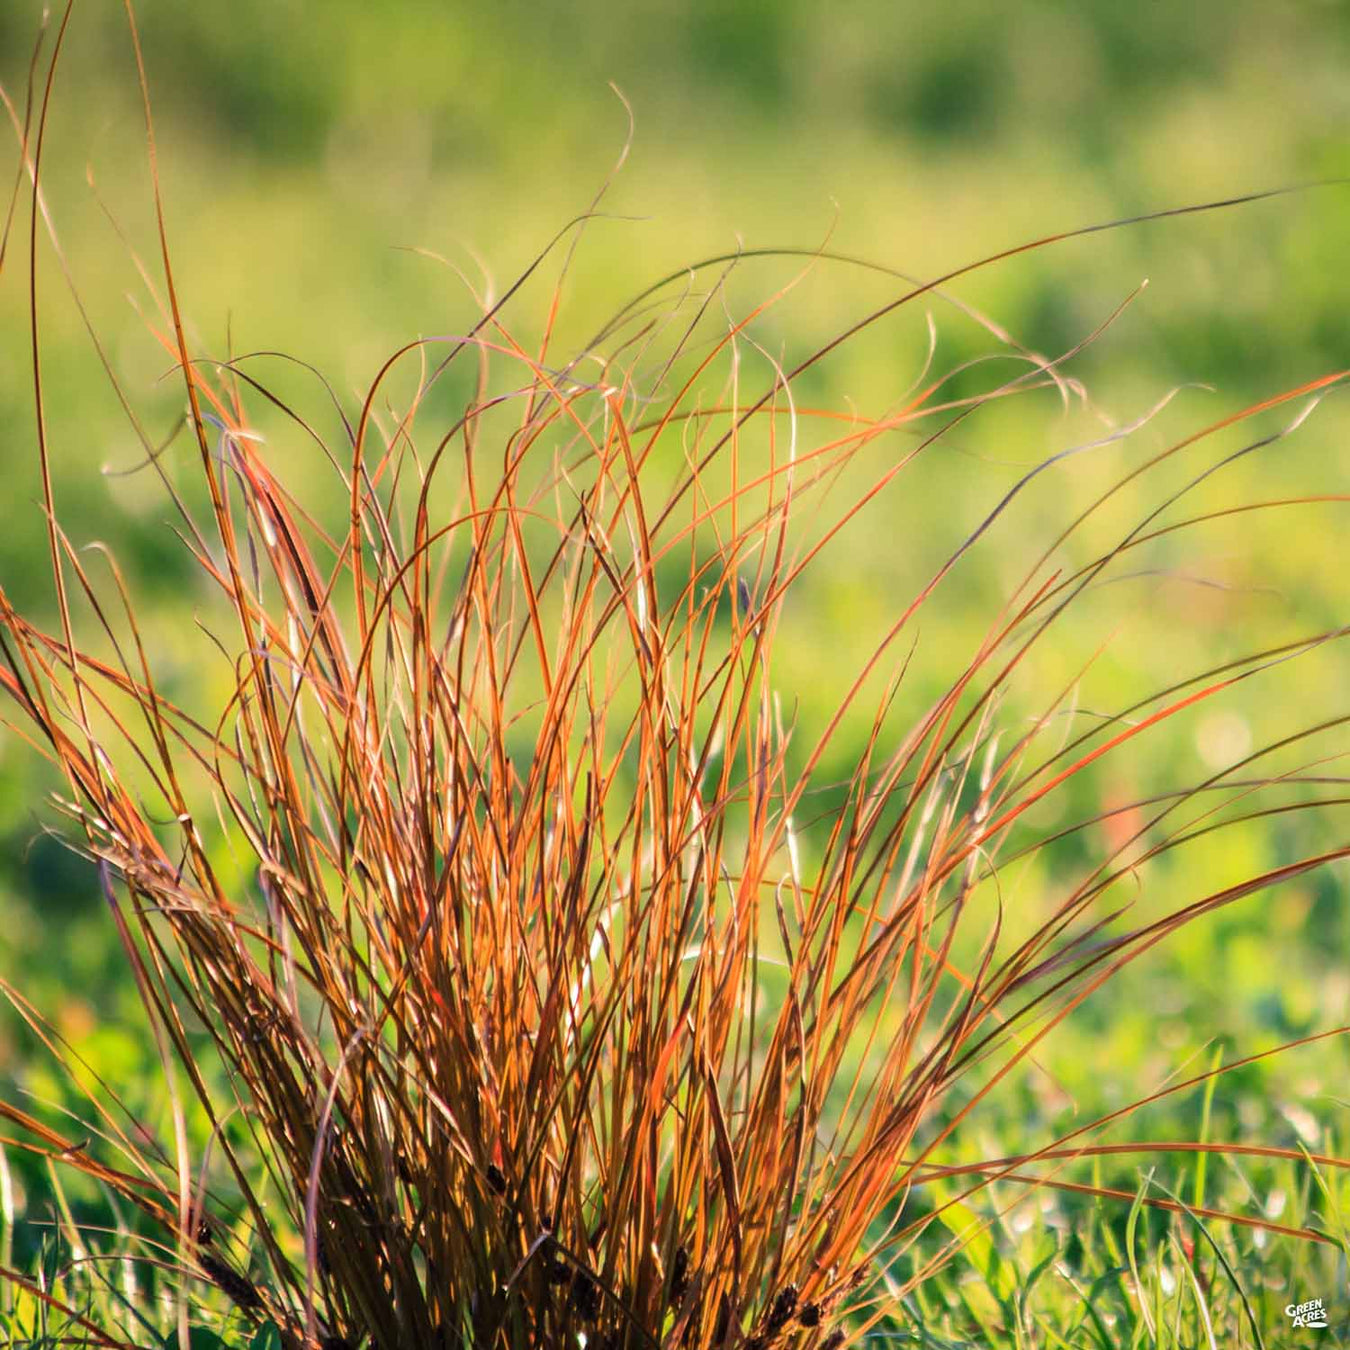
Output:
[[3, 6, 1350, 1349]]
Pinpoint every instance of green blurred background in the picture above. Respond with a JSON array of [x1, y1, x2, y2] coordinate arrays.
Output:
[[3, 0, 1350, 1283]]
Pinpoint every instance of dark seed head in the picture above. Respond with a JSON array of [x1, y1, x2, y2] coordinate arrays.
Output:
[[571, 1269, 602, 1319], [670, 1244, 690, 1302], [767, 1284, 799, 1331], [798, 1302, 822, 1327], [485, 1163, 507, 1195], [199, 1251, 262, 1312], [194, 1218, 214, 1246]]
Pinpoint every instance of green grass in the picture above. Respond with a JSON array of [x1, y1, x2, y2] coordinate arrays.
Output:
[[6, 1139, 1350, 1347]]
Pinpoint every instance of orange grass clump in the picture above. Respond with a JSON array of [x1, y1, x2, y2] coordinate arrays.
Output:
[[2, 7, 1350, 1350]]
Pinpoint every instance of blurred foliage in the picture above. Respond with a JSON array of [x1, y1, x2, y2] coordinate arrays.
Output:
[[2, 0, 1349, 1297]]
